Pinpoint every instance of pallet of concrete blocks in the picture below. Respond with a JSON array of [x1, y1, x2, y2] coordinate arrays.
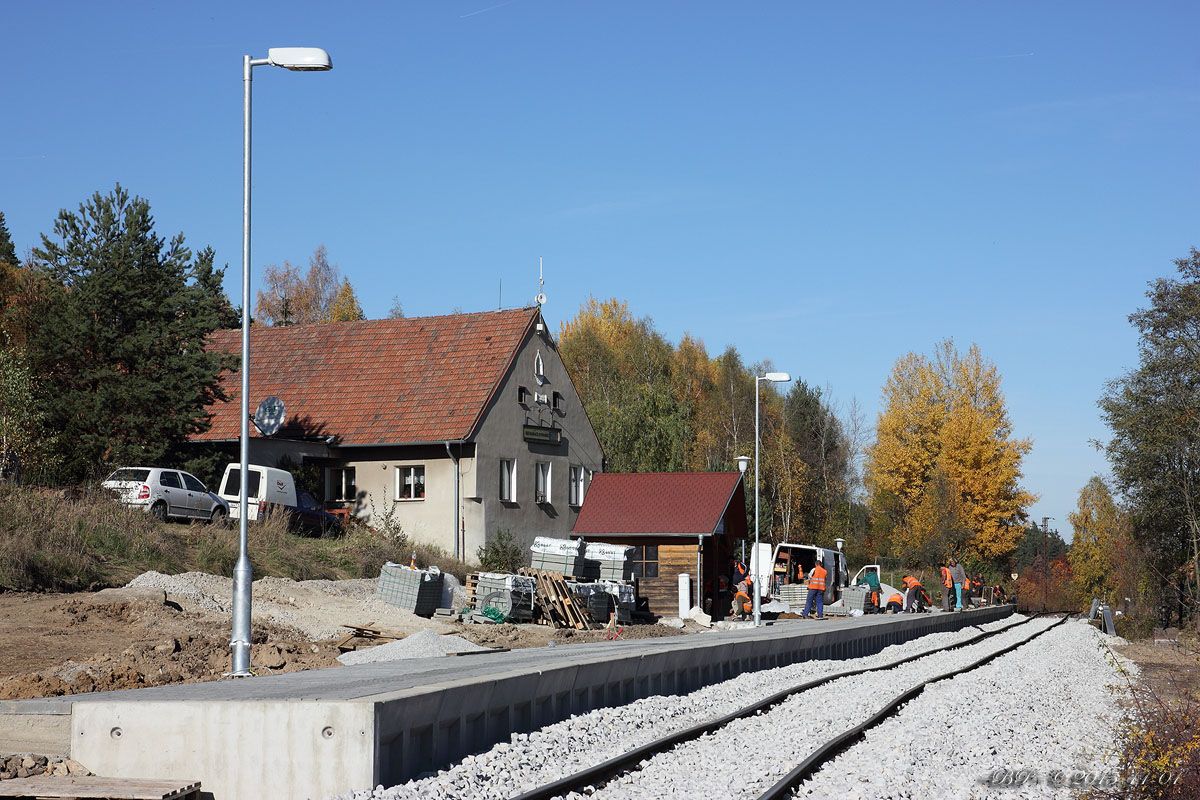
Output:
[[840, 585, 871, 613], [777, 583, 808, 610], [578, 541, 633, 581], [473, 572, 535, 623], [572, 581, 636, 624], [529, 536, 585, 576], [377, 563, 444, 618]]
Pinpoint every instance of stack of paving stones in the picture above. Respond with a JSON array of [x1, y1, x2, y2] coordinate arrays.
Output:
[[841, 585, 871, 613], [0, 754, 90, 781], [529, 537, 584, 575], [579, 542, 633, 581], [777, 583, 808, 609], [377, 563, 444, 618], [473, 572, 535, 622]]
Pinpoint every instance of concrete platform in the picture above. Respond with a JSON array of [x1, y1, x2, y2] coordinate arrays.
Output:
[[1, 606, 1011, 800]]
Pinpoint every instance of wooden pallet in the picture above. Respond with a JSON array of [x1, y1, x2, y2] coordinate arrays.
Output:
[[0, 776, 200, 799], [335, 622, 407, 652], [517, 568, 591, 630]]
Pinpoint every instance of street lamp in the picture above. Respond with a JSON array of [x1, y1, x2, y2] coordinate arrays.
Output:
[[735, 456, 750, 560], [753, 371, 791, 627], [231, 46, 333, 678]]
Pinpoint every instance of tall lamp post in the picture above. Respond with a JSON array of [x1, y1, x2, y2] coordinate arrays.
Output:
[[231, 47, 333, 677], [753, 371, 792, 627], [736, 455, 750, 561], [1040, 515, 1053, 614]]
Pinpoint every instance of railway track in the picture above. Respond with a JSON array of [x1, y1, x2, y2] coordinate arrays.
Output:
[[511, 612, 1054, 800]]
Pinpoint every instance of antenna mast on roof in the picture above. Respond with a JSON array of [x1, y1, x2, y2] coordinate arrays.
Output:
[[534, 257, 547, 307]]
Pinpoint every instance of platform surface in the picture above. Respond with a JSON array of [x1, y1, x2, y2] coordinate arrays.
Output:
[[0, 608, 993, 713]]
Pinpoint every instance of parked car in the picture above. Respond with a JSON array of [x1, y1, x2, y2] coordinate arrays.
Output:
[[101, 467, 230, 523], [290, 491, 344, 538], [217, 463, 342, 537]]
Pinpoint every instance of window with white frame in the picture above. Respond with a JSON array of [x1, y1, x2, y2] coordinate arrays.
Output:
[[395, 465, 426, 500], [569, 465, 588, 507], [499, 459, 516, 502], [535, 461, 551, 504], [327, 467, 356, 502]]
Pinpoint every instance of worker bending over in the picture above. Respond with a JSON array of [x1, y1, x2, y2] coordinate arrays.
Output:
[[901, 575, 929, 612], [799, 561, 828, 620], [731, 577, 754, 620], [885, 592, 904, 613]]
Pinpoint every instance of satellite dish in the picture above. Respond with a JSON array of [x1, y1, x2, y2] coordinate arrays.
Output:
[[535, 291, 547, 306], [253, 395, 286, 437]]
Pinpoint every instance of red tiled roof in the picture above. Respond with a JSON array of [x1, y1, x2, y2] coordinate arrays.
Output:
[[572, 472, 747, 537], [194, 307, 539, 444]]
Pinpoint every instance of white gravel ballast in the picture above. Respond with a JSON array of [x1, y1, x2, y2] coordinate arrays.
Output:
[[590, 615, 1065, 800], [793, 618, 1132, 800], [334, 615, 1028, 800]]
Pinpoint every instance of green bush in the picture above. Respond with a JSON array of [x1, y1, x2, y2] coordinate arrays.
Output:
[[476, 529, 524, 574]]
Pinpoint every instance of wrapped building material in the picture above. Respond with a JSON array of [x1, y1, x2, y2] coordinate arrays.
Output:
[[378, 563, 444, 618], [571, 580, 635, 624], [579, 542, 633, 581], [529, 537, 584, 576], [473, 572, 535, 623]]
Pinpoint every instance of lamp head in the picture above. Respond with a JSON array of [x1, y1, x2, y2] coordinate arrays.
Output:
[[735, 455, 750, 474], [764, 372, 791, 383], [267, 47, 333, 71]]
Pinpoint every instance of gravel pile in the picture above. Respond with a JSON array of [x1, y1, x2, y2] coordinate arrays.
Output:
[[793, 619, 1133, 800], [126, 571, 453, 641], [334, 615, 1027, 800], [590, 616, 1065, 800], [338, 631, 489, 665]]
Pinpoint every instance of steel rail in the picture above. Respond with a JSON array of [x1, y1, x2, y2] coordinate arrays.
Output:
[[755, 614, 1071, 800], [509, 610, 1036, 800]]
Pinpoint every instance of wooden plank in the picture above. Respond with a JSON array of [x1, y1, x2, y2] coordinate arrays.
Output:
[[0, 776, 201, 799]]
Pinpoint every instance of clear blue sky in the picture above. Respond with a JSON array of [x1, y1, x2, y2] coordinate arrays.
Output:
[[4, 2, 1198, 538]]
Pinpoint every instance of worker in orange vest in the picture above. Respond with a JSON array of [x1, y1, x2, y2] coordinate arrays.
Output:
[[731, 576, 753, 620], [800, 561, 828, 620], [900, 575, 928, 612], [885, 592, 904, 613], [939, 562, 954, 612]]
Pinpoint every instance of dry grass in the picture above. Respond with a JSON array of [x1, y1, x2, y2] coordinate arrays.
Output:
[[0, 484, 470, 591]]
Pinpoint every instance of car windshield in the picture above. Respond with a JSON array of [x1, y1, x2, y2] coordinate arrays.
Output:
[[106, 468, 150, 483], [298, 492, 319, 511]]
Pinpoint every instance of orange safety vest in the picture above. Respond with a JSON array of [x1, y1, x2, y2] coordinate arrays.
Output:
[[887, 593, 903, 606], [806, 564, 827, 592], [733, 591, 752, 613], [901, 575, 922, 590], [940, 566, 952, 588]]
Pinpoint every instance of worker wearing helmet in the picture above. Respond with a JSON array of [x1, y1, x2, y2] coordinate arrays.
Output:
[[799, 561, 828, 620]]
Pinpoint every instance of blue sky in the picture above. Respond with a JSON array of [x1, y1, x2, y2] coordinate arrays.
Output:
[[4, 2, 1198, 538]]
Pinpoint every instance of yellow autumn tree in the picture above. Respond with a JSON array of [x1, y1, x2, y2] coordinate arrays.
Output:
[[867, 340, 1034, 562], [328, 278, 365, 322], [1067, 476, 1132, 605]]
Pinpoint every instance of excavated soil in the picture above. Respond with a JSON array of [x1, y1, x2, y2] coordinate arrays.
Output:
[[0, 590, 340, 699]]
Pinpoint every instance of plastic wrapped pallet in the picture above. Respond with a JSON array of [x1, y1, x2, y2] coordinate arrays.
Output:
[[529, 537, 584, 576], [377, 563, 444, 617], [572, 580, 635, 624], [473, 572, 535, 622], [841, 585, 870, 613], [579, 542, 633, 581], [777, 583, 808, 610]]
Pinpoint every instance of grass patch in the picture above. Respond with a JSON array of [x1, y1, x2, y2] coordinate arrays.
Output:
[[0, 484, 470, 591]]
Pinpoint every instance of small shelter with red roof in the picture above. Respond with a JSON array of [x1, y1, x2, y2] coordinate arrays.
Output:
[[571, 471, 748, 617], [193, 307, 603, 561]]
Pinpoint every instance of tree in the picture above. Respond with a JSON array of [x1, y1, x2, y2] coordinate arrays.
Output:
[[328, 278, 365, 322], [254, 244, 342, 325], [1067, 476, 1133, 606], [785, 380, 850, 537], [1012, 519, 1068, 573], [27, 185, 234, 481], [867, 340, 1034, 563], [1101, 247, 1200, 625], [0, 345, 56, 482], [0, 212, 16, 267], [0, 211, 19, 323], [387, 296, 405, 319]]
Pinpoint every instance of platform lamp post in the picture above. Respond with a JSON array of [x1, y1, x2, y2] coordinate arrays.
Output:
[[736, 455, 750, 562], [231, 47, 333, 677], [753, 372, 792, 627]]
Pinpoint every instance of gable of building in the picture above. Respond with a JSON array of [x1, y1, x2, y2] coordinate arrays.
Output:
[[572, 472, 747, 537]]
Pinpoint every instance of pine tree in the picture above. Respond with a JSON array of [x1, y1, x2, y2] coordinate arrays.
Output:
[[0, 212, 16, 267], [328, 278, 365, 322], [27, 185, 234, 481]]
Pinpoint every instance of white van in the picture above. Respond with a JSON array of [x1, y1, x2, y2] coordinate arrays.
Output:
[[218, 463, 297, 522], [749, 541, 850, 604]]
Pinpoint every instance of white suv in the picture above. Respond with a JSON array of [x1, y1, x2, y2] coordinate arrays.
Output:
[[101, 467, 230, 523]]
